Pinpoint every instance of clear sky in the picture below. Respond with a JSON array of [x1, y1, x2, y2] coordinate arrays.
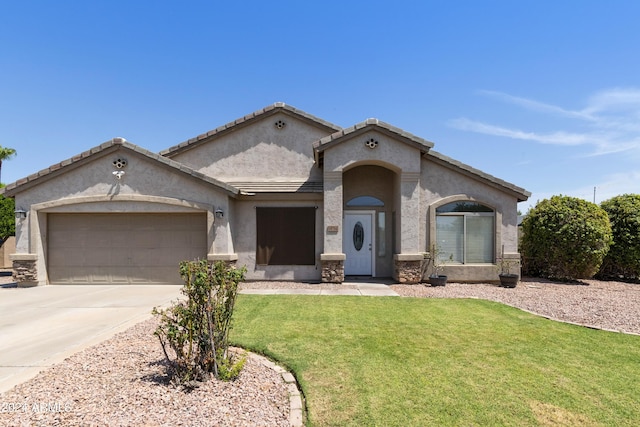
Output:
[[2, 1, 639, 212]]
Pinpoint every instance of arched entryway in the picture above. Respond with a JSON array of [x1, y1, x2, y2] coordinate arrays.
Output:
[[342, 164, 397, 277]]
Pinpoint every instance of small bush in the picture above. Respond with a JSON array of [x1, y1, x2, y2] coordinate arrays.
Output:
[[598, 194, 640, 280], [521, 195, 612, 280], [153, 260, 247, 387]]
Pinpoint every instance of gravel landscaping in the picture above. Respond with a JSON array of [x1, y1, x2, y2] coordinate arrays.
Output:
[[390, 277, 640, 335], [1, 277, 638, 426], [0, 318, 290, 427]]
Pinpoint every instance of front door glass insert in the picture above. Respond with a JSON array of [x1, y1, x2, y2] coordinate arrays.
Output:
[[353, 221, 364, 251]]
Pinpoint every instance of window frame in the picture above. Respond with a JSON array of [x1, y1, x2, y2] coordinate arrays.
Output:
[[256, 207, 316, 266], [435, 202, 495, 264]]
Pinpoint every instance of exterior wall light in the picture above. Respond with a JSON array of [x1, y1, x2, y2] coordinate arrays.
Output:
[[15, 208, 27, 219], [215, 209, 224, 218]]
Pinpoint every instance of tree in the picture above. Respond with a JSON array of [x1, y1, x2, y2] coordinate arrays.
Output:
[[0, 193, 15, 241], [521, 195, 612, 280], [598, 194, 640, 280], [0, 145, 17, 184]]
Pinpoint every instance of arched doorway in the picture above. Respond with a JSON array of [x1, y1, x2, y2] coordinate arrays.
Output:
[[342, 165, 396, 277]]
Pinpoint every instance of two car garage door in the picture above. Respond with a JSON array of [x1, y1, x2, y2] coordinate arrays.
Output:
[[48, 213, 207, 284]]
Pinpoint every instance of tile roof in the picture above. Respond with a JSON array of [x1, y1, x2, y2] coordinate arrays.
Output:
[[312, 118, 435, 154], [160, 102, 342, 158], [1, 138, 240, 197], [426, 150, 531, 202]]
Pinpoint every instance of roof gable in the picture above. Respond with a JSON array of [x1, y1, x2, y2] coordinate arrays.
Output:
[[312, 118, 434, 164], [161, 102, 342, 158], [426, 150, 531, 202], [1, 138, 240, 198]]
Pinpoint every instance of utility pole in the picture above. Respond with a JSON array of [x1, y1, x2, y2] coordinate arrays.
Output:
[[593, 186, 596, 204]]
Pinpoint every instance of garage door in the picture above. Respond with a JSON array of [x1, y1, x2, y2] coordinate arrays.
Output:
[[48, 213, 207, 284]]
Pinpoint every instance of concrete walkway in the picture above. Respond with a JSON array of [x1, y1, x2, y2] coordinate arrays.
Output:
[[0, 281, 398, 394]]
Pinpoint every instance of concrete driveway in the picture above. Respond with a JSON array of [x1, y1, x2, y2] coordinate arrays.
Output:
[[0, 285, 182, 394]]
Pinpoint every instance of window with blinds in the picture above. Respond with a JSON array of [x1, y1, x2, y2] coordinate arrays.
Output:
[[435, 202, 494, 264]]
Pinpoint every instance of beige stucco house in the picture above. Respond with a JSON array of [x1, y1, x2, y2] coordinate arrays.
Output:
[[3, 103, 530, 286]]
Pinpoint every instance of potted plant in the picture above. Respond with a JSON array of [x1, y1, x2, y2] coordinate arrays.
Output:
[[427, 244, 449, 287], [497, 245, 519, 288]]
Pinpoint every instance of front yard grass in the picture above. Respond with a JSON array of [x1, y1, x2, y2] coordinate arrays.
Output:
[[231, 295, 640, 426]]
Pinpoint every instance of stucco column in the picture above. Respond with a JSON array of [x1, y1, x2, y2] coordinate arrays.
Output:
[[394, 172, 423, 283], [208, 198, 238, 263], [321, 170, 345, 282], [399, 172, 421, 253]]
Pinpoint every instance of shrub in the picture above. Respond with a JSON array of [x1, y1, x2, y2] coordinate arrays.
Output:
[[153, 260, 247, 386], [598, 194, 640, 280], [521, 195, 612, 280]]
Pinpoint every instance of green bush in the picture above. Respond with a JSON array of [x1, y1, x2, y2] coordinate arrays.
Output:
[[521, 195, 612, 280], [598, 194, 640, 280], [153, 260, 247, 387], [0, 194, 15, 241]]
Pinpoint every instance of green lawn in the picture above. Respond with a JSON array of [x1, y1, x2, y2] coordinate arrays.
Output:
[[231, 295, 640, 426]]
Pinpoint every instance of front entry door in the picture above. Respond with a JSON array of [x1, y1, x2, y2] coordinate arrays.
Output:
[[343, 212, 374, 276]]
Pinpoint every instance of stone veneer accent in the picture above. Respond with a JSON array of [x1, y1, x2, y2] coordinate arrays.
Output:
[[321, 260, 344, 283], [12, 257, 37, 285], [320, 254, 345, 283], [394, 254, 425, 284]]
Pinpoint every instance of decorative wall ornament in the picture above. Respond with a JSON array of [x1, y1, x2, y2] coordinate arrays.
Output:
[[274, 120, 286, 129], [113, 158, 128, 168], [365, 138, 378, 149], [112, 158, 127, 180]]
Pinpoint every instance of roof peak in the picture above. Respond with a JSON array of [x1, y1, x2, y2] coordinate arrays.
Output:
[[161, 102, 342, 158]]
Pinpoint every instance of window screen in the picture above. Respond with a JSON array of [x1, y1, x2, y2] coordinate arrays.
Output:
[[256, 207, 315, 265]]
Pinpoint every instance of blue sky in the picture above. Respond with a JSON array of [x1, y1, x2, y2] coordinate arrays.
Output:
[[2, 1, 639, 212]]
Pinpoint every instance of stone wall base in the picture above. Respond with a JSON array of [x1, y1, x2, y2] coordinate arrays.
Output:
[[13, 258, 37, 285], [321, 260, 344, 283], [394, 259, 423, 284]]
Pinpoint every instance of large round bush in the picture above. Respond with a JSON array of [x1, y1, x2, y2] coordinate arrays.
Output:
[[521, 195, 612, 280], [598, 194, 640, 280]]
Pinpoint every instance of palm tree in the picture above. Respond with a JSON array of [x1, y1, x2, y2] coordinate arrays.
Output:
[[0, 146, 17, 184]]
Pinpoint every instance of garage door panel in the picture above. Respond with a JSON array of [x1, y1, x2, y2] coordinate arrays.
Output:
[[48, 213, 207, 285]]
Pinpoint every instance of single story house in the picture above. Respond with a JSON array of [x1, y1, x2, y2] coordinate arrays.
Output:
[[3, 103, 530, 286]]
